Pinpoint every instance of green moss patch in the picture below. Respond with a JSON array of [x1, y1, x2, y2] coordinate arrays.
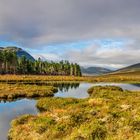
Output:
[[8, 86, 140, 140]]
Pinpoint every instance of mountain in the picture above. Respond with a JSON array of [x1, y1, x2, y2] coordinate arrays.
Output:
[[34, 54, 47, 61], [81, 66, 112, 75], [113, 63, 140, 74], [0, 46, 35, 61]]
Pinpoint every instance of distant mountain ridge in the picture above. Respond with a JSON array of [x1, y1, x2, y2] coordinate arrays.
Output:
[[81, 66, 112, 75], [113, 63, 140, 74], [81, 63, 140, 75], [1, 47, 139, 76], [0, 46, 35, 61]]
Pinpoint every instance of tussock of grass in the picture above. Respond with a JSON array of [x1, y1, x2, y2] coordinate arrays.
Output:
[[36, 97, 81, 111], [8, 86, 140, 140], [88, 85, 123, 95], [0, 84, 58, 100], [88, 98, 104, 106], [0, 73, 139, 84]]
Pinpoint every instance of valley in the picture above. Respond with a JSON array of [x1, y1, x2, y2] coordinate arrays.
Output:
[[0, 73, 139, 140]]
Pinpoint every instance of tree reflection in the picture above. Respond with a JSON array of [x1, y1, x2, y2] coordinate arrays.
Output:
[[46, 82, 80, 92]]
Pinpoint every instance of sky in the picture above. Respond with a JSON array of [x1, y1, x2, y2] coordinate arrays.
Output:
[[0, 0, 140, 69]]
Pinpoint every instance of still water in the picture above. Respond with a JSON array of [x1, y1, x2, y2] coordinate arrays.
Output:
[[0, 99, 37, 140], [0, 82, 140, 140]]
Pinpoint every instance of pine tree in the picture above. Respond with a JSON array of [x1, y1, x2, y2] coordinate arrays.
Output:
[[0, 51, 82, 76]]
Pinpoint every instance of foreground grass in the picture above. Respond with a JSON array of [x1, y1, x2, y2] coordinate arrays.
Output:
[[0, 84, 58, 100], [8, 86, 140, 140], [0, 72, 139, 84]]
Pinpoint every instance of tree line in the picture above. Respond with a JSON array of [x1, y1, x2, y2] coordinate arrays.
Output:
[[0, 50, 82, 76]]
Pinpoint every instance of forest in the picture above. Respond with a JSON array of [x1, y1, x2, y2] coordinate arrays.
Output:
[[0, 50, 82, 76]]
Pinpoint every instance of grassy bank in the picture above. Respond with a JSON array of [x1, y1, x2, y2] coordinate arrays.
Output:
[[0, 84, 58, 100], [8, 86, 140, 140], [0, 73, 139, 84]]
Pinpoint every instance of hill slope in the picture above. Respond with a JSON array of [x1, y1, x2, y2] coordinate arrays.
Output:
[[112, 63, 140, 74], [0, 46, 35, 61], [81, 66, 112, 75]]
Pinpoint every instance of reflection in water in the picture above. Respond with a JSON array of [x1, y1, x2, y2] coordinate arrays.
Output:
[[4, 82, 80, 93], [55, 83, 91, 98], [31, 82, 80, 92], [54, 82, 140, 98], [0, 82, 81, 140], [93, 83, 140, 91], [52, 82, 80, 92], [0, 99, 37, 140], [27, 82, 80, 92], [0, 82, 140, 140], [0, 99, 20, 103], [131, 83, 140, 87]]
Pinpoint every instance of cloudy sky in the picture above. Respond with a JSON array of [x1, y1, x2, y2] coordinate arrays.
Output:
[[0, 0, 140, 69]]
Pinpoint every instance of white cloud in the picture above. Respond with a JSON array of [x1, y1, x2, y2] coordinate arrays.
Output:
[[0, 0, 139, 68], [0, 0, 140, 47], [64, 41, 140, 68]]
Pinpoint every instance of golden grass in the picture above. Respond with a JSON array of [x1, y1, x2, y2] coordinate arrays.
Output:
[[0, 73, 139, 83], [0, 83, 58, 100], [8, 86, 140, 140]]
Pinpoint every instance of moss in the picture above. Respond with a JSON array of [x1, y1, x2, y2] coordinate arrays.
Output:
[[36, 97, 81, 111], [11, 115, 32, 126], [130, 117, 140, 132], [8, 85, 140, 140], [71, 121, 107, 140]]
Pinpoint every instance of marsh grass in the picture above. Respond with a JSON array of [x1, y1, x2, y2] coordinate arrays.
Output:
[[0, 73, 139, 84], [8, 85, 140, 140], [0, 83, 58, 100]]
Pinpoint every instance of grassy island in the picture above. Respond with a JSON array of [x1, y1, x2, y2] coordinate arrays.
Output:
[[0, 83, 58, 100], [8, 86, 140, 140]]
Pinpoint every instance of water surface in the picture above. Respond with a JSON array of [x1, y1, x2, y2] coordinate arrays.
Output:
[[55, 83, 91, 98], [0, 99, 37, 140], [0, 82, 140, 140], [92, 83, 140, 91]]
